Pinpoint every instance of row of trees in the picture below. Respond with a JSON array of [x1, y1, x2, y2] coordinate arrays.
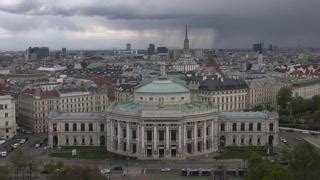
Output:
[[276, 87, 320, 129], [0, 149, 107, 180], [246, 143, 320, 180]]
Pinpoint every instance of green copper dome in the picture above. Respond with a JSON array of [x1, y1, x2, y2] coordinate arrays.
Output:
[[135, 77, 189, 94]]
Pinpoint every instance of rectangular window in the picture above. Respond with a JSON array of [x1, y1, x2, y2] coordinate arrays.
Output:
[[171, 130, 176, 141], [81, 123, 85, 131], [132, 130, 137, 139], [197, 128, 201, 138], [147, 130, 152, 141], [249, 123, 253, 131], [159, 130, 165, 141], [89, 123, 93, 131], [187, 130, 192, 139], [65, 123, 69, 131], [232, 123, 237, 131], [53, 123, 57, 132], [5, 113, 8, 117], [123, 128, 126, 138], [73, 123, 77, 131], [241, 123, 245, 131], [220, 123, 225, 132], [257, 123, 261, 131]]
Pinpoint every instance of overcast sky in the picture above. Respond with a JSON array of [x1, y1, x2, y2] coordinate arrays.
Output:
[[0, 0, 319, 50]]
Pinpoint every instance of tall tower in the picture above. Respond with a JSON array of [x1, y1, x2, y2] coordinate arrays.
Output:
[[183, 25, 189, 52]]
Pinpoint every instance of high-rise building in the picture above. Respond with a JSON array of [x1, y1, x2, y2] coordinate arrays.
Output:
[[148, 44, 155, 55], [126, 43, 131, 51], [62, 48, 67, 54], [252, 42, 263, 52], [25, 47, 49, 61], [184, 25, 190, 52]]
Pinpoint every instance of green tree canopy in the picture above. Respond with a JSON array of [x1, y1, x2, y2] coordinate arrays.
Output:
[[245, 153, 292, 180]]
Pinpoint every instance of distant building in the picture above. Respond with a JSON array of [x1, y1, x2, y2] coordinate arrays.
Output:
[[291, 79, 320, 99], [25, 47, 49, 61], [252, 42, 263, 52], [148, 44, 155, 55], [0, 95, 17, 139], [157, 47, 169, 54], [18, 83, 109, 133], [126, 43, 131, 51], [62, 48, 67, 55], [172, 25, 199, 72], [245, 77, 286, 109]]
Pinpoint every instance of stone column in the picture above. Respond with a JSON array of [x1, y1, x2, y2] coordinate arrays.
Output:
[[126, 123, 130, 153], [117, 122, 121, 151], [166, 126, 169, 150], [194, 123, 197, 153], [153, 125, 157, 157], [183, 124, 186, 154], [178, 125, 182, 153], [211, 120, 214, 151], [141, 125, 145, 157], [110, 120, 113, 150], [203, 121, 207, 152]]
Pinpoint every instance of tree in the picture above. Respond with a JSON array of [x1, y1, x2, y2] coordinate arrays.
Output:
[[0, 166, 9, 180], [49, 165, 106, 180], [276, 87, 292, 116], [44, 161, 64, 175], [288, 143, 320, 180], [9, 149, 37, 179], [245, 153, 292, 180]]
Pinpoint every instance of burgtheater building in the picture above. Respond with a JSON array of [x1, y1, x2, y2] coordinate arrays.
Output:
[[49, 75, 278, 160]]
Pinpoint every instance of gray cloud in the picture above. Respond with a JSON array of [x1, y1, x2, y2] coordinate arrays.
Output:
[[0, 0, 319, 50]]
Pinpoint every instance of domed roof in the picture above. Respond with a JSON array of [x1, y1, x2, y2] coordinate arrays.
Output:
[[135, 76, 189, 94]]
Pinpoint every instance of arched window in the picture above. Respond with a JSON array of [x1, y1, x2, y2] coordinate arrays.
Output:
[[232, 135, 237, 145], [249, 135, 253, 145], [241, 136, 245, 145]]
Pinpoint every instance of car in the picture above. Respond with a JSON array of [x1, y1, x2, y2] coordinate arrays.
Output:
[[0, 151, 7, 157], [161, 168, 171, 172], [19, 139, 26, 144], [302, 130, 310, 134], [0, 140, 6, 145], [112, 166, 123, 171], [11, 143, 20, 149], [295, 137, 303, 141], [100, 168, 111, 175]]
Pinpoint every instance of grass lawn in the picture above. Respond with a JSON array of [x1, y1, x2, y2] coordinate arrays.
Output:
[[48, 146, 110, 160], [214, 146, 273, 160]]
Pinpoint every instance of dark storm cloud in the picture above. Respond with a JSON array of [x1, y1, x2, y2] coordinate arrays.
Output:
[[0, 0, 320, 49]]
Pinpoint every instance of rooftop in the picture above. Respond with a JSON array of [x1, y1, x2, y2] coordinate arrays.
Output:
[[135, 76, 189, 94], [220, 111, 270, 119], [51, 112, 104, 120]]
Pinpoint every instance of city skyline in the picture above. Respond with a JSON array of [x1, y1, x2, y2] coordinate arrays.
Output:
[[0, 0, 320, 50]]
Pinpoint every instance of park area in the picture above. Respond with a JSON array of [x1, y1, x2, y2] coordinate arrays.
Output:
[[214, 146, 272, 160], [48, 146, 112, 160]]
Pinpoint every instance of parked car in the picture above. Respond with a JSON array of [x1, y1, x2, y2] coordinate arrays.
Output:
[[0, 150, 7, 157], [0, 140, 6, 145], [100, 168, 111, 175], [161, 168, 171, 172], [11, 143, 20, 149]]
